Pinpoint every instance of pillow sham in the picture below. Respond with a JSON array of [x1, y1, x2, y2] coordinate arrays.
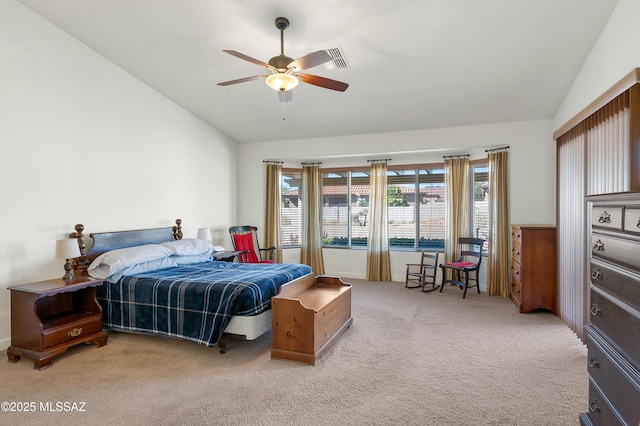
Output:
[[160, 238, 213, 256], [88, 244, 175, 279]]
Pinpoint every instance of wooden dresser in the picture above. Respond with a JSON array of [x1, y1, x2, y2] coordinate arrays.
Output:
[[580, 192, 640, 425], [510, 224, 557, 314]]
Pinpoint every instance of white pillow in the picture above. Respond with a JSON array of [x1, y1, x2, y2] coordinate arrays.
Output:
[[88, 244, 175, 279], [105, 257, 178, 283], [160, 238, 213, 256], [171, 252, 213, 265]]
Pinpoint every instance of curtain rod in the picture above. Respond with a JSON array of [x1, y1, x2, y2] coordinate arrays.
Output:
[[263, 160, 284, 164], [442, 154, 470, 159], [301, 162, 322, 166], [367, 158, 391, 163], [485, 146, 510, 153]]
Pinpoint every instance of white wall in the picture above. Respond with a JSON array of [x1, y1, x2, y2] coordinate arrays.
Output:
[[238, 120, 557, 281], [0, 0, 237, 349], [554, 0, 640, 130]]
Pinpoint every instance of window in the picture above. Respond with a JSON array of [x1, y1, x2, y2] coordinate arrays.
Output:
[[321, 171, 370, 247], [281, 170, 302, 247], [469, 162, 489, 253], [387, 168, 446, 250], [280, 161, 487, 252]]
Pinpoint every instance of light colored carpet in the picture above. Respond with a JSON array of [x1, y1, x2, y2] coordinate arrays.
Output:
[[0, 279, 587, 425]]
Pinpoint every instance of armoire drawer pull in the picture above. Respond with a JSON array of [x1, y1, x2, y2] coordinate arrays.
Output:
[[588, 355, 600, 368], [591, 268, 602, 280], [598, 211, 611, 223], [590, 304, 602, 316], [593, 240, 605, 251], [589, 400, 601, 413], [637, 216, 640, 228]]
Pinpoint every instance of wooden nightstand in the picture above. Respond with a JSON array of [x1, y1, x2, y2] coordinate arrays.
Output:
[[7, 276, 108, 370]]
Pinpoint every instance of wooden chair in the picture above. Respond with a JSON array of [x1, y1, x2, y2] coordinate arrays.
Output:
[[405, 252, 440, 292], [439, 237, 485, 298], [228, 226, 276, 263]]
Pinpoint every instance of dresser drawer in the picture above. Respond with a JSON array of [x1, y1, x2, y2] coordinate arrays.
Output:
[[624, 208, 640, 234], [591, 260, 640, 312], [511, 260, 522, 298], [586, 379, 626, 426], [586, 327, 640, 425], [590, 287, 640, 371], [511, 241, 522, 264], [511, 227, 522, 246], [591, 232, 640, 273], [42, 313, 102, 348], [592, 206, 623, 230]]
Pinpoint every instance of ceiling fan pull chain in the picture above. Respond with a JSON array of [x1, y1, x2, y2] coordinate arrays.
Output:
[[280, 89, 286, 125]]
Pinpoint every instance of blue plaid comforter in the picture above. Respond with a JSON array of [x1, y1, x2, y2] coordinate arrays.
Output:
[[96, 261, 312, 347]]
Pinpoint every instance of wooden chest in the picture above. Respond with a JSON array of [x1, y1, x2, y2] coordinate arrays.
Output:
[[580, 192, 640, 425], [510, 224, 557, 313], [271, 275, 352, 365]]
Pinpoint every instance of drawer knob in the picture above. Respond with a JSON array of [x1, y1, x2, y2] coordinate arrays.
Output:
[[590, 304, 602, 317], [598, 211, 611, 223], [589, 400, 601, 413], [591, 267, 603, 280], [593, 240, 605, 252], [636, 217, 640, 229], [588, 355, 600, 368], [68, 327, 83, 338]]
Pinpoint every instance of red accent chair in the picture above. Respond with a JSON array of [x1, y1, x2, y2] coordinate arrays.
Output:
[[438, 237, 485, 298], [229, 226, 276, 263]]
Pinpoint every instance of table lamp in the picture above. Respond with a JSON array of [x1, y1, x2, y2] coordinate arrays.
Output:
[[197, 227, 212, 243], [56, 238, 81, 280]]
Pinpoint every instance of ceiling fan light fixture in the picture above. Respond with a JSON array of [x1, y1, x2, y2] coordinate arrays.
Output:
[[265, 73, 299, 91]]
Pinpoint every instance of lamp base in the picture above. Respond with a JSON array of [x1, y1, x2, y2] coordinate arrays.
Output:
[[62, 259, 75, 281]]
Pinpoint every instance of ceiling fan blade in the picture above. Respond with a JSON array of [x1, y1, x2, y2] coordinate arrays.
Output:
[[217, 74, 270, 86], [296, 73, 349, 92], [222, 50, 275, 70], [288, 51, 332, 71]]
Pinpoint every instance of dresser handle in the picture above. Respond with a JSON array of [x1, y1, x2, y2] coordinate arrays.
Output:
[[591, 267, 602, 280], [590, 304, 602, 316], [636, 217, 640, 228], [68, 327, 83, 337], [589, 400, 601, 413], [593, 240, 605, 251], [598, 211, 611, 223], [588, 355, 600, 368]]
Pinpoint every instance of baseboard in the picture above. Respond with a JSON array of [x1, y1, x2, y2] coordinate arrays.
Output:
[[0, 336, 10, 352]]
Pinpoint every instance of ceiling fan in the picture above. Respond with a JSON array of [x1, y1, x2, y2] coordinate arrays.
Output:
[[217, 17, 349, 96]]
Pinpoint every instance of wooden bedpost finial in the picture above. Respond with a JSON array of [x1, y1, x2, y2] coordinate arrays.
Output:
[[173, 219, 183, 240], [69, 224, 88, 274]]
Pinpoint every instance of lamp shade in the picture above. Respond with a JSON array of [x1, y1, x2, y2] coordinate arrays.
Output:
[[197, 227, 212, 242], [55, 238, 81, 260], [265, 73, 299, 91]]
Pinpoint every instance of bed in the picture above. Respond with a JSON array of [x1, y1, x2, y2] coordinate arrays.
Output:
[[70, 220, 313, 352]]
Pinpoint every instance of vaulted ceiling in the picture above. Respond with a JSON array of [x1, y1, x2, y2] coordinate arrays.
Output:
[[17, 0, 618, 143]]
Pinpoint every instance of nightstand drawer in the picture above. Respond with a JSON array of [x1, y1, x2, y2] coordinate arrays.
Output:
[[42, 313, 102, 348]]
